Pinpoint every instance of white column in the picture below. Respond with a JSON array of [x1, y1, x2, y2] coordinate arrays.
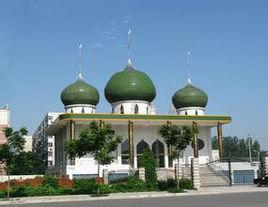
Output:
[[191, 158, 201, 190]]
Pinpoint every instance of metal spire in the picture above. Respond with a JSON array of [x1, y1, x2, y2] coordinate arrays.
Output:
[[127, 28, 132, 64], [78, 43, 83, 80], [186, 50, 191, 84]]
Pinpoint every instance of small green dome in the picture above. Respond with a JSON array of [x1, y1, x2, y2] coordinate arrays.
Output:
[[172, 82, 208, 109], [104, 61, 156, 103], [61, 78, 99, 106]]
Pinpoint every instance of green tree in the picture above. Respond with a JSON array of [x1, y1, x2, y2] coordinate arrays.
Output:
[[158, 124, 195, 189], [9, 151, 45, 175], [65, 121, 122, 195], [140, 149, 157, 189], [212, 136, 261, 161]]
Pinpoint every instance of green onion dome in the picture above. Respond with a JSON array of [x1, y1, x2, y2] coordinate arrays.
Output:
[[172, 80, 208, 109], [104, 60, 156, 103], [61, 78, 99, 106]]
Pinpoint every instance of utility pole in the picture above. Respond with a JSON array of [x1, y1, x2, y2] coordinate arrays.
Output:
[[248, 134, 252, 164]]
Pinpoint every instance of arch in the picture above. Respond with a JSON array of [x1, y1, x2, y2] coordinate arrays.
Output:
[[81, 107, 85, 113], [121, 139, 129, 164], [152, 140, 165, 167], [134, 104, 139, 114], [195, 110, 198, 115], [71, 109, 73, 113], [136, 140, 150, 167], [146, 106, 149, 114], [120, 105, 124, 114], [185, 111, 188, 115]]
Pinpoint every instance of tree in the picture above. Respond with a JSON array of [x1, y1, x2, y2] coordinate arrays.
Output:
[[9, 151, 45, 175], [211, 136, 261, 160], [140, 149, 157, 188], [158, 124, 195, 189], [65, 121, 122, 176], [0, 127, 45, 175]]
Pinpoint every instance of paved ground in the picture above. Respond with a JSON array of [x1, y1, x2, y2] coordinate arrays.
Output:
[[1, 185, 268, 206], [4, 191, 268, 207]]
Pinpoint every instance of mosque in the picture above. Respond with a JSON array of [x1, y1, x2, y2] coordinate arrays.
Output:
[[47, 42, 231, 180]]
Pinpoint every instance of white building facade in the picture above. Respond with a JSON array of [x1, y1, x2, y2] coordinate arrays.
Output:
[[33, 112, 61, 168]]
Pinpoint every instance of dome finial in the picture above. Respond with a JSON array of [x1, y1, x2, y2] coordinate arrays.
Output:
[[78, 43, 83, 80], [186, 50, 191, 83]]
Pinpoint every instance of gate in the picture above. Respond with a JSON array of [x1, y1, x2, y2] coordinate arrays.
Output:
[[199, 158, 256, 186], [233, 170, 254, 184]]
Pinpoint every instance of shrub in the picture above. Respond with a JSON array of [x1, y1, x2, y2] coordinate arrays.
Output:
[[166, 178, 177, 189], [42, 176, 58, 188], [10, 186, 28, 197], [179, 178, 193, 189], [140, 149, 157, 188], [58, 177, 73, 189], [111, 177, 148, 192], [13, 177, 43, 187], [72, 179, 98, 194], [0, 190, 6, 198], [99, 184, 113, 194], [157, 180, 168, 191], [167, 187, 184, 193]]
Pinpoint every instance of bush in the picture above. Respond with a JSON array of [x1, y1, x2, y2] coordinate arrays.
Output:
[[167, 178, 177, 189], [58, 177, 73, 189], [99, 184, 113, 194], [179, 178, 193, 189], [72, 179, 98, 194], [42, 176, 58, 188], [167, 187, 184, 193], [157, 178, 176, 191], [140, 149, 157, 188], [111, 177, 149, 192], [0, 190, 6, 198], [157, 180, 168, 191]]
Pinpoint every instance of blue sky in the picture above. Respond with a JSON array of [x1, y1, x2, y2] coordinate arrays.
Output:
[[0, 0, 268, 149]]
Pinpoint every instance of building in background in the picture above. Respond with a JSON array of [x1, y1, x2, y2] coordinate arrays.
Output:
[[0, 105, 10, 144], [24, 135, 33, 152], [32, 113, 61, 168], [0, 105, 10, 175]]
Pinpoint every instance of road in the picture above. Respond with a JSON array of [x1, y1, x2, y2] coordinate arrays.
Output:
[[5, 192, 268, 207]]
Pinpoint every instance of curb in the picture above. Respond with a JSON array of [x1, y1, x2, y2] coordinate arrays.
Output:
[[1, 186, 268, 205]]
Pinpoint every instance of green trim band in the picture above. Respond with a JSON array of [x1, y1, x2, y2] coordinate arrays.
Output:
[[59, 113, 231, 122]]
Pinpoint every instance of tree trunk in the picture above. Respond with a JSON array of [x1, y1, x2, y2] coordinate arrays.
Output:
[[176, 151, 181, 189], [97, 162, 100, 196]]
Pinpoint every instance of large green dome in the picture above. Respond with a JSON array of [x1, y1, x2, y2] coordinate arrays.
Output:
[[104, 61, 156, 103], [172, 82, 208, 109], [61, 78, 99, 106]]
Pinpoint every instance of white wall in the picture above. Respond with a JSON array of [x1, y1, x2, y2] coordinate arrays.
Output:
[[111, 100, 156, 115], [65, 124, 213, 178]]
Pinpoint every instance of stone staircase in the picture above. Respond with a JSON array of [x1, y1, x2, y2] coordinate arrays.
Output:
[[200, 165, 229, 186]]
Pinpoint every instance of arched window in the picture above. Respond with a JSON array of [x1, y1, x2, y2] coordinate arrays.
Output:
[[195, 110, 198, 115], [137, 140, 150, 167], [121, 140, 129, 164], [120, 105, 124, 114], [81, 108, 85, 113], [152, 140, 165, 167], [185, 111, 188, 115], [134, 104, 139, 114]]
